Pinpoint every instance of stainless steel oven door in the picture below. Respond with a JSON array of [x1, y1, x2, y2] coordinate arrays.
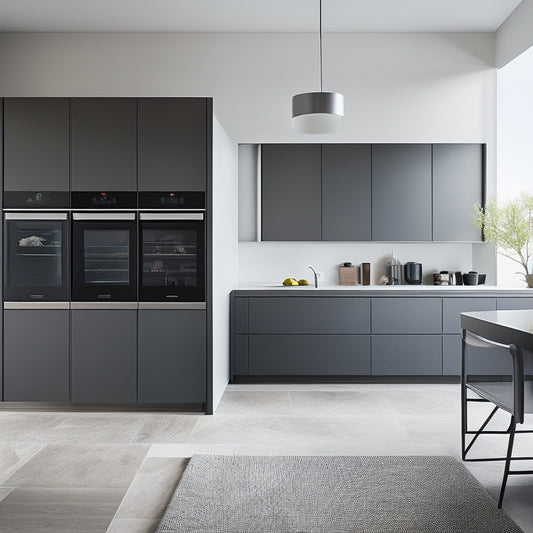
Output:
[[72, 212, 137, 302], [139, 212, 205, 302], [4, 212, 69, 301]]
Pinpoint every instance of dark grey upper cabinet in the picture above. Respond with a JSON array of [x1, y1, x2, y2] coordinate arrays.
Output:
[[432, 144, 483, 242], [3, 98, 69, 191], [138, 310, 206, 404], [71, 98, 137, 191], [262, 144, 321, 241], [4, 310, 70, 402], [371, 144, 432, 241], [71, 310, 137, 403], [321, 144, 372, 241], [138, 98, 207, 191]]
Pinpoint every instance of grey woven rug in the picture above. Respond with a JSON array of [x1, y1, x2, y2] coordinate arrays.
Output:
[[156, 455, 523, 533]]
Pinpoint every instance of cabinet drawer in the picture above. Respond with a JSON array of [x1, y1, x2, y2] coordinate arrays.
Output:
[[372, 298, 441, 334], [372, 335, 442, 375], [249, 298, 370, 334], [233, 335, 249, 375], [249, 335, 371, 375], [442, 298, 496, 334], [497, 298, 533, 311], [234, 298, 249, 334]]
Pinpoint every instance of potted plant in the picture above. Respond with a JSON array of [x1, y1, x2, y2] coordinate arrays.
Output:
[[473, 192, 533, 288]]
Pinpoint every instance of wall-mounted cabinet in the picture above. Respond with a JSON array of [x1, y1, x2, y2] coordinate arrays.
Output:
[[3, 98, 70, 191], [261, 143, 485, 243], [71, 98, 137, 191]]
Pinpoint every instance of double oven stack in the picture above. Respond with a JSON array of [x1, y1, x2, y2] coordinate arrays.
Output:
[[4, 191, 206, 307]]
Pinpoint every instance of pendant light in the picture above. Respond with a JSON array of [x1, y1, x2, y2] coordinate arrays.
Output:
[[292, 0, 344, 134]]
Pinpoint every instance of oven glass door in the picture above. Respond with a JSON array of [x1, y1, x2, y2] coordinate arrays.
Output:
[[72, 213, 137, 301], [4, 213, 69, 301], [140, 213, 205, 302]]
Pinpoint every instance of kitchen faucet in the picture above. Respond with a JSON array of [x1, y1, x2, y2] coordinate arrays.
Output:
[[307, 265, 319, 288]]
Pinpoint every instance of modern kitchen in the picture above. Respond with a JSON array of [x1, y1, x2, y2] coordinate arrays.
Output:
[[1, 1, 533, 532]]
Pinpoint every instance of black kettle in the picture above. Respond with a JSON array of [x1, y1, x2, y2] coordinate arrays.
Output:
[[404, 262, 423, 285]]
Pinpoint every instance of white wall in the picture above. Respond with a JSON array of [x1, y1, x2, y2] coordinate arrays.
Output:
[[211, 115, 238, 410], [496, 0, 533, 68], [496, 45, 533, 287]]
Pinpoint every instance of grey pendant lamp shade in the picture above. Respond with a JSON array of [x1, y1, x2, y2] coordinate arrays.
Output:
[[292, 0, 344, 134]]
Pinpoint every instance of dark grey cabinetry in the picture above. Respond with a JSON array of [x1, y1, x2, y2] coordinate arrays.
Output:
[[138, 309, 206, 404], [442, 297, 496, 334], [372, 298, 441, 334], [71, 309, 137, 403], [3, 98, 70, 191], [4, 309, 69, 401], [432, 144, 483, 242], [372, 144, 432, 241], [497, 298, 533, 310], [138, 98, 207, 191], [261, 144, 321, 241], [71, 98, 137, 191], [321, 144, 371, 241]]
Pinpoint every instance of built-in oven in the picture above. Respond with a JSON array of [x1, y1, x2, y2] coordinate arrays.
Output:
[[139, 192, 205, 302], [3, 212, 69, 301], [72, 212, 137, 301]]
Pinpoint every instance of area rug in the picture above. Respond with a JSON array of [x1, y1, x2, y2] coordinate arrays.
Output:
[[156, 455, 523, 533]]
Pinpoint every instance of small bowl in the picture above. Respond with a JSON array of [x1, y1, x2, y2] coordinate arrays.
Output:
[[477, 274, 486, 285], [463, 272, 479, 285]]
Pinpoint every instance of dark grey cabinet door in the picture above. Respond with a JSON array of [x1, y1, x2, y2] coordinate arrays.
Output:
[[71, 98, 137, 191], [234, 298, 249, 334], [138, 310, 206, 404], [4, 310, 69, 401], [71, 310, 137, 403], [433, 144, 483, 242], [322, 144, 372, 241], [372, 298, 442, 334], [372, 335, 442, 375], [261, 144, 321, 241], [442, 297, 496, 334], [371, 144, 432, 241], [3, 98, 70, 191], [249, 297, 371, 334], [496, 298, 533, 310], [249, 335, 371, 375], [138, 98, 207, 191]]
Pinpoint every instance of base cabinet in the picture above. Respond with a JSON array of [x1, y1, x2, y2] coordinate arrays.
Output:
[[138, 310, 206, 404], [3, 310, 70, 402], [71, 310, 137, 403]]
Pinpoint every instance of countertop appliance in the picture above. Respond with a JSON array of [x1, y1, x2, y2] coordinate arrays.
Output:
[[404, 262, 422, 285]]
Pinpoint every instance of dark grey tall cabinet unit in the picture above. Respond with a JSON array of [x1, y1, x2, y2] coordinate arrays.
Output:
[[71, 98, 137, 191], [432, 144, 484, 242], [4, 310, 70, 401], [371, 144, 432, 241], [3, 98, 70, 191], [138, 98, 207, 191], [261, 144, 321, 241], [71, 309, 137, 403], [321, 144, 372, 241], [138, 309, 206, 404]]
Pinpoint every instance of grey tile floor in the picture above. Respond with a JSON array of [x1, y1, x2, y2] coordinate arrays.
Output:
[[0, 383, 531, 532]]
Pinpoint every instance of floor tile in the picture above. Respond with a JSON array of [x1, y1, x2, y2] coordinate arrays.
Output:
[[0, 413, 63, 442], [4, 444, 149, 489], [106, 518, 160, 533], [147, 443, 234, 458], [215, 390, 293, 416], [114, 457, 188, 520], [0, 487, 123, 533], [131, 414, 200, 444], [0, 487, 13, 503], [0, 442, 44, 484]]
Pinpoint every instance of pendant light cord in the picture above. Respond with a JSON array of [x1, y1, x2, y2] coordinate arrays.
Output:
[[319, 0, 323, 92]]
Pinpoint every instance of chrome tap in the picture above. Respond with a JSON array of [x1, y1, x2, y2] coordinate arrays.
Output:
[[307, 265, 319, 288]]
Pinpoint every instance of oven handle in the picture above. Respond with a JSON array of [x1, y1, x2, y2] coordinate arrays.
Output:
[[70, 302, 138, 310], [139, 213, 204, 221], [4, 302, 70, 310], [138, 302, 206, 310], [4, 212, 68, 220], [72, 213, 136, 221]]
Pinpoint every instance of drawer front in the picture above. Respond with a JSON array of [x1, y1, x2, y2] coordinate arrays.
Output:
[[443, 335, 512, 376], [372, 335, 442, 375], [248, 298, 371, 334], [234, 298, 249, 334], [497, 297, 533, 311], [371, 298, 442, 334], [248, 335, 371, 375], [233, 335, 249, 375], [442, 297, 496, 334]]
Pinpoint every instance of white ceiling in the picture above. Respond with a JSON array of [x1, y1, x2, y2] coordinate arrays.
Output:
[[0, 0, 523, 33]]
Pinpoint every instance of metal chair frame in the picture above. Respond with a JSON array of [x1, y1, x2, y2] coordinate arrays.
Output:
[[461, 330, 533, 508]]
